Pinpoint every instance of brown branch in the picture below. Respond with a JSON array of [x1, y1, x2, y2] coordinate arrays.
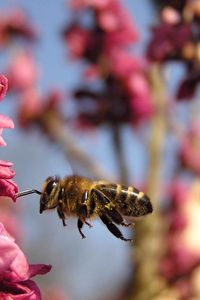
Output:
[[39, 110, 113, 181], [111, 125, 129, 184], [128, 64, 168, 300]]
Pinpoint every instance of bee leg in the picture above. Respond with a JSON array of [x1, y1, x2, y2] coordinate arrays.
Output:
[[85, 221, 93, 228], [57, 202, 66, 226], [93, 190, 131, 227], [77, 219, 86, 239], [100, 214, 133, 242], [106, 208, 131, 227]]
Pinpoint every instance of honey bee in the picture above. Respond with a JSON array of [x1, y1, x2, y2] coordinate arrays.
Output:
[[16, 175, 153, 242]]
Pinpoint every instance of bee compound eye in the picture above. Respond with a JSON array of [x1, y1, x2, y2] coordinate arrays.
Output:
[[45, 178, 58, 195]]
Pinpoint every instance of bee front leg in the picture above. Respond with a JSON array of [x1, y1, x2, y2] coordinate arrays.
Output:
[[100, 214, 133, 242], [85, 221, 93, 228], [77, 218, 86, 239]]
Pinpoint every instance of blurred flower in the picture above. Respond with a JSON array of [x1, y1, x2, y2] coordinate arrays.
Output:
[[176, 66, 200, 100], [18, 88, 63, 130], [6, 50, 39, 92], [70, 0, 115, 10], [160, 178, 200, 299], [97, 1, 139, 45], [0, 222, 51, 299], [63, 25, 91, 59], [0, 8, 36, 48], [0, 114, 14, 146], [64, 0, 152, 127], [179, 121, 200, 175], [147, 2, 200, 100], [0, 75, 8, 101], [147, 23, 192, 62]]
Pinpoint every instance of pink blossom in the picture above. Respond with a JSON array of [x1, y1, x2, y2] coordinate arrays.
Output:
[[179, 122, 200, 174], [0, 209, 21, 241], [63, 25, 90, 59], [0, 114, 14, 146], [0, 8, 36, 48], [0, 179, 18, 202], [0, 223, 51, 299], [17, 89, 42, 129], [18, 88, 62, 130], [0, 160, 18, 201], [6, 51, 39, 92], [161, 7, 181, 25], [106, 48, 144, 78], [160, 240, 200, 281], [70, 0, 113, 10], [0, 160, 15, 179], [0, 75, 8, 101], [97, 1, 139, 45], [168, 179, 189, 207]]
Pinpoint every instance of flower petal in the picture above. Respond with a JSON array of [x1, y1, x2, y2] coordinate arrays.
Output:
[[0, 162, 15, 179], [28, 264, 52, 278], [0, 179, 19, 201], [0, 75, 8, 101], [0, 115, 14, 129]]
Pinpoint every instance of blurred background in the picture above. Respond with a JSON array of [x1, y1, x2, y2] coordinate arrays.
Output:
[[0, 0, 200, 300]]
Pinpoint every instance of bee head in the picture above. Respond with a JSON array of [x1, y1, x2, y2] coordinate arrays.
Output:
[[137, 192, 153, 215], [40, 176, 60, 213]]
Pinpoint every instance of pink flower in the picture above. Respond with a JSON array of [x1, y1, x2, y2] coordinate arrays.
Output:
[[70, 0, 113, 10], [6, 51, 39, 92], [97, 1, 139, 45], [179, 122, 200, 174], [62, 25, 90, 59], [17, 88, 62, 130], [0, 161, 18, 201], [0, 8, 36, 48], [0, 74, 18, 200], [0, 75, 8, 101], [168, 179, 189, 207], [0, 114, 14, 146], [0, 223, 51, 299], [0, 75, 14, 147]]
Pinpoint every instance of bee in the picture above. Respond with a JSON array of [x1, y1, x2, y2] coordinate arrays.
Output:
[[16, 175, 153, 242]]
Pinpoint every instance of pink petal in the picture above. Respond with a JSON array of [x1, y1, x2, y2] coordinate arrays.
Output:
[[0, 163, 15, 179], [0, 223, 19, 274], [28, 264, 52, 278], [0, 160, 14, 167], [0, 135, 6, 146], [0, 280, 41, 300], [0, 114, 14, 129], [0, 222, 15, 241], [0, 75, 8, 101], [0, 179, 19, 201]]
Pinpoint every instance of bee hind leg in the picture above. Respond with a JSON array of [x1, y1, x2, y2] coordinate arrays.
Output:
[[106, 208, 131, 227], [100, 214, 133, 242], [93, 190, 130, 227], [77, 219, 86, 239]]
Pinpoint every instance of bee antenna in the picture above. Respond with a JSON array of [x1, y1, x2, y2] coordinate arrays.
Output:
[[15, 189, 42, 198]]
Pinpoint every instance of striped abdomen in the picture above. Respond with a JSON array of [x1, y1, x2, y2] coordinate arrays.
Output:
[[96, 183, 152, 217]]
